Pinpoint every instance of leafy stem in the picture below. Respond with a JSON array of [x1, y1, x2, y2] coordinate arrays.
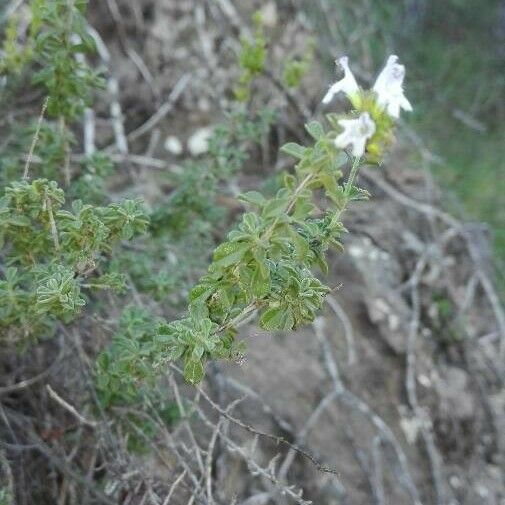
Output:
[[215, 172, 316, 336], [44, 192, 60, 252], [59, 116, 71, 185], [344, 156, 361, 196], [263, 172, 314, 242], [217, 301, 259, 334]]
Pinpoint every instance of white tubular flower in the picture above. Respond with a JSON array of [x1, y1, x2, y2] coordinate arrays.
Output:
[[322, 56, 360, 104], [335, 112, 376, 157], [373, 55, 412, 118]]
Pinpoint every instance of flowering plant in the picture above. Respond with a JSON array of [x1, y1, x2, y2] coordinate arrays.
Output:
[[98, 54, 412, 388]]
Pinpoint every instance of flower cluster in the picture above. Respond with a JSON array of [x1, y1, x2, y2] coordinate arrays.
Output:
[[323, 55, 412, 160]]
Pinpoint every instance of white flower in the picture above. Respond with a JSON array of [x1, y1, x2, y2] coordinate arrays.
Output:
[[373, 55, 412, 118], [335, 112, 376, 157], [322, 56, 359, 104]]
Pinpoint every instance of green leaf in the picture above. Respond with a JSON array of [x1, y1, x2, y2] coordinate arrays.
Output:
[[252, 247, 268, 277], [259, 307, 294, 331], [184, 358, 205, 384], [189, 283, 214, 304], [6, 215, 31, 227], [315, 253, 329, 274], [283, 173, 297, 190], [238, 191, 266, 207], [292, 197, 316, 220], [210, 242, 249, 271], [347, 186, 370, 201], [324, 184, 347, 209], [166, 343, 185, 361], [280, 142, 306, 160], [319, 172, 339, 196], [192, 345, 205, 360], [242, 212, 260, 233], [288, 228, 310, 261], [305, 121, 324, 140], [189, 301, 209, 320], [262, 197, 289, 220], [251, 265, 270, 297]]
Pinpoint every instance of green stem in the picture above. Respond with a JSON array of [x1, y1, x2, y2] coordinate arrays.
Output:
[[344, 156, 361, 196], [262, 172, 314, 242], [217, 301, 258, 333], [59, 116, 71, 186], [23, 97, 49, 180], [45, 194, 60, 252]]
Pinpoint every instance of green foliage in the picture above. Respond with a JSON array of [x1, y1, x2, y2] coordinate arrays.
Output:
[[99, 103, 276, 406], [1, 0, 103, 117], [0, 122, 74, 187], [0, 15, 33, 75], [95, 307, 183, 450], [0, 0, 49, 76], [0, 123, 113, 200], [0, 0, 110, 194], [152, 106, 274, 234], [259, 263, 330, 330], [98, 118, 378, 387], [282, 41, 314, 89], [32, 0, 104, 120], [68, 153, 115, 203], [233, 13, 268, 101], [0, 1, 153, 346], [95, 307, 160, 406], [0, 178, 148, 342], [126, 105, 275, 303], [35, 265, 86, 316]]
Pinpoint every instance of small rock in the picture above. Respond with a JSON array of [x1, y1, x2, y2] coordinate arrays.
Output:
[[197, 97, 211, 112], [259, 2, 278, 28], [348, 244, 365, 258], [417, 374, 431, 388], [435, 366, 474, 420], [187, 127, 213, 156], [449, 475, 462, 488], [476, 484, 489, 497], [400, 415, 422, 444], [164, 135, 183, 155]]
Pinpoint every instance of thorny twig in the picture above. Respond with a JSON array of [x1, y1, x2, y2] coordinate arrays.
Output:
[[277, 389, 340, 482], [194, 403, 312, 505], [23, 97, 49, 180], [170, 364, 341, 477], [0, 335, 65, 396], [125, 74, 191, 143], [46, 384, 97, 428]]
